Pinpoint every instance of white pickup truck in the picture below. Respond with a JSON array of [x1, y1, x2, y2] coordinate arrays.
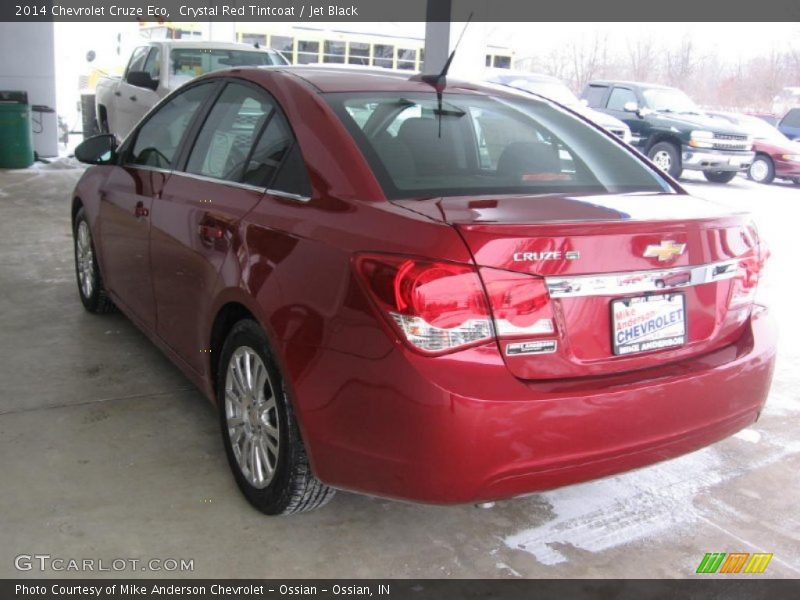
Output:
[[95, 40, 288, 140]]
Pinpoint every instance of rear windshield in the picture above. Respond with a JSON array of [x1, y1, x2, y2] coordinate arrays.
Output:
[[170, 48, 283, 78], [324, 91, 671, 200]]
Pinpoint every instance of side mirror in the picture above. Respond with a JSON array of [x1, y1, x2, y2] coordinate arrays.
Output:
[[126, 70, 158, 91], [623, 101, 640, 113], [75, 134, 117, 165]]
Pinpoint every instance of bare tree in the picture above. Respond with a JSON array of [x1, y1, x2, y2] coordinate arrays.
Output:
[[568, 32, 609, 91], [665, 35, 699, 88], [626, 38, 658, 82]]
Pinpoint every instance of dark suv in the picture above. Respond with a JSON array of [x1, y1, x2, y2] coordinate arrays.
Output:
[[582, 81, 754, 183]]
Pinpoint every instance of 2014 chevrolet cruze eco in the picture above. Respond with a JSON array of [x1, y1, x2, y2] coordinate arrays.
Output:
[[71, 66, 776, 515]]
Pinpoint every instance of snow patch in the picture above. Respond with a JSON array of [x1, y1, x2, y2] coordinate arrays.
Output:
[[504, 448, 725, 565], [503, 434, 800, 566], [733, 429, 761, 443]]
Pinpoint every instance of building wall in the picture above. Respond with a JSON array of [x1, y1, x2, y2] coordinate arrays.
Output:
[[0, 23, 59, 158]]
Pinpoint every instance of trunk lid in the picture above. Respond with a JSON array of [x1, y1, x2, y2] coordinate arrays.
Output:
[[395, 192, 760, 380]]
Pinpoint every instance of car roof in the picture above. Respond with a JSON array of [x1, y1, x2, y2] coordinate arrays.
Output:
[[154, 40, 272, 51], [587, 80, 674, 90], [484, 69, 561, 84], [223, 65, 518, 95]]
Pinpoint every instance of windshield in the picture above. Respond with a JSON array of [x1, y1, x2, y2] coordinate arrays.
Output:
[[324, 92, 671, 200], [740, 116, 789, 142], [170, 48, 285, 77], [503, 78, 580, 107], [642, 88, 701, 114]]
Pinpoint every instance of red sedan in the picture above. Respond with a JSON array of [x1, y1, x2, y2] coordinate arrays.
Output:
[[713, 111, 800, 184], [72, 67, 776, 514]]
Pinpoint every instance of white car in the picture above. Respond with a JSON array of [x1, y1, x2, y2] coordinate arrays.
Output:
[[95, 40, 288, 140], [485, 69, 632, 143]]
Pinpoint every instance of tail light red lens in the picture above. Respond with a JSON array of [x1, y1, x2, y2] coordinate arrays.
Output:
[[479, 267, 555, 337], [356, 255, 557, 354], [356, 255, 493, 353], [729, 245, 767, 309]]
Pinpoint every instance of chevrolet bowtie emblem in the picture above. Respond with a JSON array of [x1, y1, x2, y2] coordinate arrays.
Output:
[[643, 240, 686, 262]]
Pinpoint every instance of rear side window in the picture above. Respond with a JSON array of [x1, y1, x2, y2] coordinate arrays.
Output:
[[269, 143, 312, 197], [582, 85, 607, 108], [607, 88, 637, 111], [781, 108, 800, 127], [129, 83, 211, 168], [186, 83, 272, 182], [241, 112, 292, 186]]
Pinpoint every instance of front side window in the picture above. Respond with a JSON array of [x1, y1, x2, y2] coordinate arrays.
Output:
[[186, 83, 272, 182], [126, 46, 149, 78], [607, 88, 637, 111], [129, 83, 212, 168], [142, 47, 161, 80], [326, 92, 671, 200]]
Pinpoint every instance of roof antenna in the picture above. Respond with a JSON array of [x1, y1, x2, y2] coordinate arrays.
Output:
[[417, 13, 473, 138]]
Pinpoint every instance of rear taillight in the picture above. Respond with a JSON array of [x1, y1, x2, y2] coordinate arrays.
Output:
[[479, 267, 555, 337], [729, 244, 768, 309], [356, 255, 556, 354], [356, 255, 493, 353]]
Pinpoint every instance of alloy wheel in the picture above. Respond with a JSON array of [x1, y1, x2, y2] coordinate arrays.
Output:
[[224, 346, 280, 489], [76, 221, 95, 299]]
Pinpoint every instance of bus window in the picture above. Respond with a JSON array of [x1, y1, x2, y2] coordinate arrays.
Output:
[[324, 40, 346, 64], [373, 44, 394, 68], [348, 41, 370, 66], [297, 40, 320, 64]]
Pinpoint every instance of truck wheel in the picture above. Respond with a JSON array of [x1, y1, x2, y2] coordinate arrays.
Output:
[[648, 142, 682, 178], [217, 319, 335, 515], [748, 156, 775, 184], [703, 171, 738, 184]]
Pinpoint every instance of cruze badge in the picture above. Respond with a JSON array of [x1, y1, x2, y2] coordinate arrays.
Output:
[[513, 250, 580, 262], [643, 240, 686, 262]]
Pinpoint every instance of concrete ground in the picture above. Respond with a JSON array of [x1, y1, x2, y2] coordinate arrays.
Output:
[[0, 162, 798, 579]]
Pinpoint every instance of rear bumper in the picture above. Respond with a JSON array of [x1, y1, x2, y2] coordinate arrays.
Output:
[[294, 307, 776, 504], [682, 147, 754, 172]]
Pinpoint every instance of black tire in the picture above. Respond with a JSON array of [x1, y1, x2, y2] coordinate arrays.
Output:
[[217, 319, 335, 515], [703, 171, 738, 184], [73, 207, 115, 314], [647, 142, 682, 179], [747, 155, 775, 185]]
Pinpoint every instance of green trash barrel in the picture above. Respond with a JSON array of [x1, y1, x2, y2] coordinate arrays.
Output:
[[0, 92, 35, 169]]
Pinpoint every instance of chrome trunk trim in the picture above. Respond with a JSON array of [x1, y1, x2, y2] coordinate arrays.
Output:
[[545, 260, 739, 298]]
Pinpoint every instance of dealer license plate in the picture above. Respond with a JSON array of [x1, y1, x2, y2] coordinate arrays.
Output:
[[611, 293, 686, 356]]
